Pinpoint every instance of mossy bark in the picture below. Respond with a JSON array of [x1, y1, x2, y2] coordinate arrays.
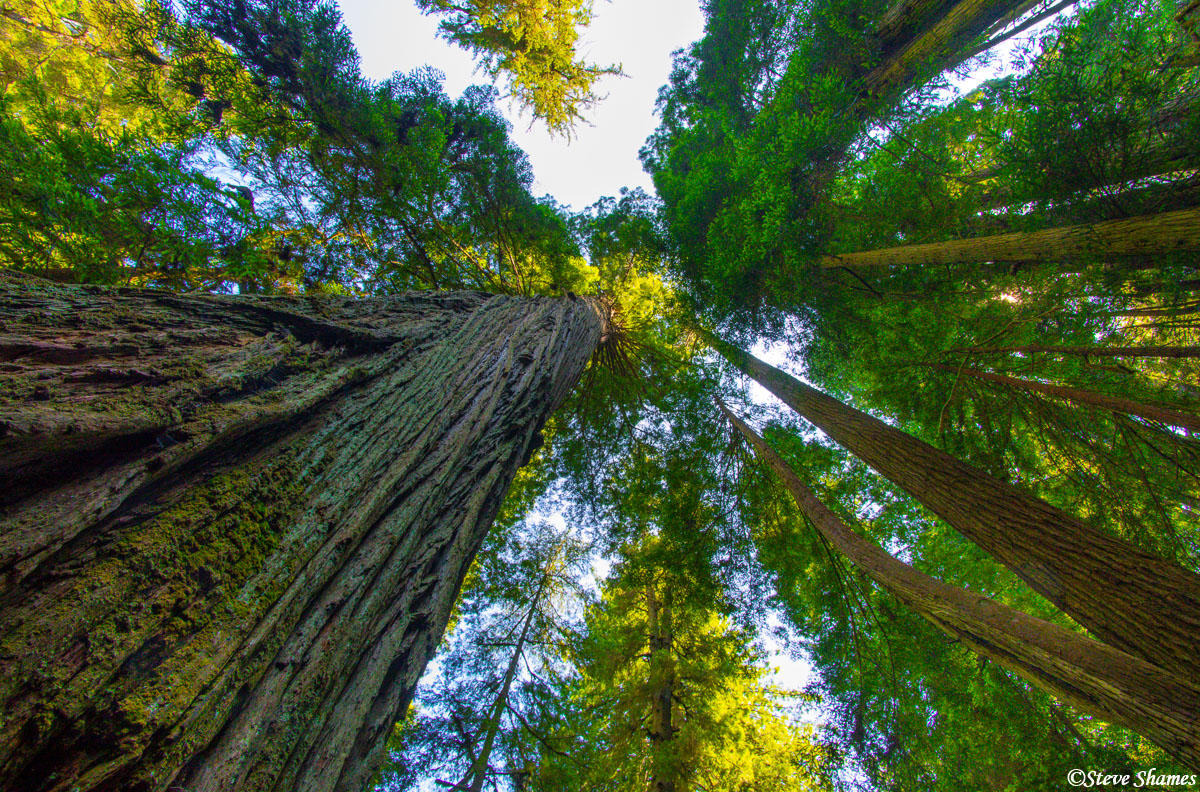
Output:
[[818, 207, 1200, 269], [0, 272, 604, 792]]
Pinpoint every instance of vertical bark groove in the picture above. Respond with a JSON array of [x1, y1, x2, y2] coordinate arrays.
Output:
[[0, 275, 604, 792]]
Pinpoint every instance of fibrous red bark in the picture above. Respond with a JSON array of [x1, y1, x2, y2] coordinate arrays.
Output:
[[709, 333, 1200, 684], [719, 399, 1200, 770], [0, 272, 604, 792]]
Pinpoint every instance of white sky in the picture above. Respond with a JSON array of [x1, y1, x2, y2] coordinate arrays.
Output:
[[333, 0, 837, 707], [336, 0, 707, 211], [334, 0, 1080, 745]]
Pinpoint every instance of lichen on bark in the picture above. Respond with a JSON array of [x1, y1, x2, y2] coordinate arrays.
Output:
[[0, 271, 604, 792]]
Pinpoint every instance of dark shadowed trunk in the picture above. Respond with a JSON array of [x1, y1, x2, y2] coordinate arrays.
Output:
[[708, 334, 1200, 684], [818, 207, 1200, 269], [645, 581, 676, 792], [1180, 0, 1200, 43], [861, 0, 1025, 100], [718, 400, 1200, 770], [0, 272, 604, 792]]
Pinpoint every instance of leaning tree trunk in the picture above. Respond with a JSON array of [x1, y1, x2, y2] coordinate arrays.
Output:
[[860, 0, 1023, 101], [1180, 0, 1200, 44], [718, 400, 1200, 770], [708, 333, 1200, 683], [944, 344, 1200, 359], [818, 207, 1200, 268], [0, 272, 604, 792], [930, 363, 1200, 432]]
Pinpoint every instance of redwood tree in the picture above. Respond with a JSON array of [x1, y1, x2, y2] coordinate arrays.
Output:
[[818, 207, 1200, 270], [708, 332, 1200, 682], [0, 271, 604, 792], [719, 399, 1200, 770]]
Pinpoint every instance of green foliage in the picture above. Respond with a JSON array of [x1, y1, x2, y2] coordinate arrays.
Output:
[[0, 0, 651, 297], [374, 519, 594, 791], [416, 0, 621, 135], [530, 536, 833, 792], [0, 95, 274, 286], [0, 0, 193, 138], [646, 0, 1200, 320], [9, 0, 1200, 788], [735, 422, 1191, 789]]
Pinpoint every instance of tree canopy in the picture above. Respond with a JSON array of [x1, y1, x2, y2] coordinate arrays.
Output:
[[4, 0, 1200, 788]]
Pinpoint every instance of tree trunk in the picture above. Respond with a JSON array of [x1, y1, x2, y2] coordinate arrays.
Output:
[[799, 0, 1023, 179], [861, 0, 1025, 100], [1180, 0, 1200, 44], [945, 344, 1200, 359], [461, 573, 548, 792], [708, 334, 1200, 683], [718, 400, 1200, 770], [950, 0, 1078, 65], [645, 581, 676, 792], [819, 207, 1200, 268], [931, 363, 1200, 432], [0, 272, 604, 792]]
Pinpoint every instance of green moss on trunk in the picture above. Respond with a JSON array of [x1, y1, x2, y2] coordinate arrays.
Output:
[[0, 275, 604, 792]]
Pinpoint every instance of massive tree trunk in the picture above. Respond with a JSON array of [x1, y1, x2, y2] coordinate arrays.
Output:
[[0, 272, 604, 792], [930, 363, 1200, 432], [708, 334, 1200, 683], [819, 207, 1200, 269], [718, 401, 1200, 770]]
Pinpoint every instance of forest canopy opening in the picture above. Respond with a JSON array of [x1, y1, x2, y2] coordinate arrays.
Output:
[[1, 0, 1199, 790]]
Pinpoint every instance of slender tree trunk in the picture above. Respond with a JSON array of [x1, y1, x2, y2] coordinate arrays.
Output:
[[0, 272, 604, 792], [645, 581, 676, 792], [945, 344, 1200, 359], [1180, 0, 1200, 44], [461, 574, 548, 792], [861, 0, 1025, 100], [930, 363, 1200, 432], [717, 401, 1200, 770], [819, 207, 1200, 268], [708, 333, 1200, 683], [1114, 300, 1200, 318], [950, 0, 1078, 65]]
